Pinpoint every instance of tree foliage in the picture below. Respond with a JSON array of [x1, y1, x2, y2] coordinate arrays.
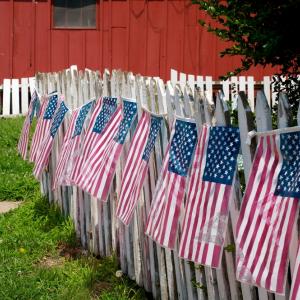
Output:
[[193, 0, 300, 108]]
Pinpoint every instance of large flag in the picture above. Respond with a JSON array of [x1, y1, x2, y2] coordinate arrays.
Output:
[[116, 111, 163, 225], [290, 244, 300, 300], [53, 100, 94, 189], [236, 130, 300, 295], [145, 117, 198, 249], [18, 91, 40, 160], [179, 125, 240, 268], [33, 101, 69, 179], [30, 92, 58, 162], [77, 98, 137, 201], [72, 97, 122, 186]]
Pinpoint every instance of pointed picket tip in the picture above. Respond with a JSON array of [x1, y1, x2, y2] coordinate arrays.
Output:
[[102, 69, 111, 97], [156, 78, 167, 116], [174, 84, 184, 117], [183, 84, 193, 118], [215, 90, 230, 126], [255, 90, 272, 131], [166, 81, 175, 125], [237, 91, 256, 181], [277, 92, 290, 129], [193, 87, 206, 127], [203, 91, 214, 125]]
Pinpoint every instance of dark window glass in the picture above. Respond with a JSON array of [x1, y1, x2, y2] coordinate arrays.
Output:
[[53, 0, 96, 29]]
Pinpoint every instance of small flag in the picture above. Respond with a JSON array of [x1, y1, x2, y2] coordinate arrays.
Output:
[[117, 111, 162, 225], [53, 100, 94, 189], [18, 91, 39, 160], [30, 92, 58, 162], [145, 118, 198, 249], [73, 97, 122, 187], [290, 244, 300, 300], [33, 101, 69, 179], [179, 125, 240, 268], [77, 98, 137, 201], [236, 130, 300, 295]]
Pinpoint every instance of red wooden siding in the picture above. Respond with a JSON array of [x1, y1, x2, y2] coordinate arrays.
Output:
[[0, 0, 276, 82]]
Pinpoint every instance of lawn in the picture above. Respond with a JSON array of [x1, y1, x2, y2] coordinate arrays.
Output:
[[0, 117, 147, 300], [0, 117, 39, 201]]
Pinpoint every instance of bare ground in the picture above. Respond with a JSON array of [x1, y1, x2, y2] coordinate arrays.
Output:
[[0, 201, 22, 214]]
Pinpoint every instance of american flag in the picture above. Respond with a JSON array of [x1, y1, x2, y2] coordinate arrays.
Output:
[[73, 97, 122, 187], [18, 91, 40, 160], [77, 98, 137, 201], [145, 118, 197, 249], [179, 125, 240, 268], [290, 244, 300, 300], [33, 101, 69, 179], [30, 92, 58, 162], [53, 100, 94, 189], [117, 111, 162, 225], [236, 131, 300, 295]]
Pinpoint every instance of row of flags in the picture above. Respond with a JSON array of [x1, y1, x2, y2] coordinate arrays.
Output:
[[18, 91, 300, 297]]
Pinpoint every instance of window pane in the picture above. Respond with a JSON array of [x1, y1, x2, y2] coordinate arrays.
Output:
[[53, 0, 66, 28], [53, 0, 96, 29], [82, 1, 96, 28], [66, 0, 82, 28]]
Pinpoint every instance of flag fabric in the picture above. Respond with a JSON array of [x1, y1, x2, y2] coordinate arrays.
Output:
[[145, 117, 198, 249], [73, 96, 122, 186], [178, 125, 240, 268], [30, 92, 58, 162], [117, 111, 163, 225], [33, 101, 69, 179], [236, 130, 300, 295], [18, 90, 40, 160], [53, 100, 94, 189], [77, 98, 137, 201], [290, 244, 300, 300]]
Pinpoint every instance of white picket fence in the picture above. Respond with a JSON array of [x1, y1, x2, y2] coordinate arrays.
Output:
[[2, 67, 298, 300], [1, 68, 277, 118], [23, 66, 300, 300], [0, 77, 36, 117], [170, 69, 277, 111]]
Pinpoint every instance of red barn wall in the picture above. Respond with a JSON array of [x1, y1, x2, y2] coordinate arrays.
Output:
[[0, 0, 276, 82]]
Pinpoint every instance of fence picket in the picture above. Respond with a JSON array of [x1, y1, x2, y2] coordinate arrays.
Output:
[[2, 79, 11, 115], [21, 78, 29, 114]]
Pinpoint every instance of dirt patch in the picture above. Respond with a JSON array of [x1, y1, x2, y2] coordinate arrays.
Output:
[[57, 242, 88, 260], [0, 201, 22, 214], [91, 281, 113, 299], [38, 255, 65, 268]]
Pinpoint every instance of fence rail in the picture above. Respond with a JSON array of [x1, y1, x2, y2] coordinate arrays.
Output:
[[11, 66, 300, 300]]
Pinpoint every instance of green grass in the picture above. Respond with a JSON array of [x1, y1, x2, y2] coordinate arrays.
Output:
[[0, 117, 148, 300], [0, 117, 39, 201]]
